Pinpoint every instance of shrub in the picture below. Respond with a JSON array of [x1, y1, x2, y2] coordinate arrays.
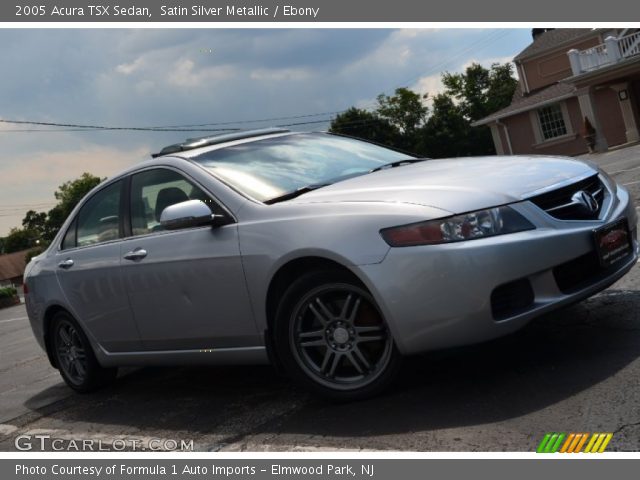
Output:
[[0, 286, 18, 299]]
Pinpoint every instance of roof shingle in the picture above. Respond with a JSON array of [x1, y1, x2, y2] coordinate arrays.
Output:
[[0, 250, 29, 282], [513, 29, 597, 61], [473, 82, 576, 125]]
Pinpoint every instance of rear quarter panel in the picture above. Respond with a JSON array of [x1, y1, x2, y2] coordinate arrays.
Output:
[[24, 252, 69, 352]]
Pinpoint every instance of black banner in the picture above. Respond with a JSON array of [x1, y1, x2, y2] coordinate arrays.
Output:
[[3, 0, 640, 22]]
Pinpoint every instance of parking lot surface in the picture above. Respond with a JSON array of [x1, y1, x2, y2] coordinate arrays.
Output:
[[1, 145, 640, 452]]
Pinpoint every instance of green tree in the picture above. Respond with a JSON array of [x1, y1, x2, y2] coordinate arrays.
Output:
[[6, 172, 103, 249], [418, 62, 518, 157], [441, 62, 517, 122], [329, 63, 517, 158], [417, 94, 470, 158], [42, 172, 102, 242], [2, 227, 38, 253], [376, 87, 428, 136], [51, 173, 102, 222], [485, 63, 519, 118], [329, 107, 399, 146], [22, 210, 47, 238]]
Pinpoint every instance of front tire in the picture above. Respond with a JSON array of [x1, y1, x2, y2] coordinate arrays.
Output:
[[274, 270, 401, 401], [51, 311, 118, 393]]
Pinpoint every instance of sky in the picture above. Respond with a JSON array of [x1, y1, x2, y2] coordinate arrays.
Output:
[[0, 28, 533, 236]]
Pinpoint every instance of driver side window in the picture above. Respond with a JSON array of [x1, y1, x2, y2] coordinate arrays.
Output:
[[130, 169, 216, 236]]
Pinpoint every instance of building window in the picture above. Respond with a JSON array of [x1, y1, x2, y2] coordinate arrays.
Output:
[[537, 103, 568, 140]]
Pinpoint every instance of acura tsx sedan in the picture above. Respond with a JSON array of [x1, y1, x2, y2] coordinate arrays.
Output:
[[24, 128, 638, 400]]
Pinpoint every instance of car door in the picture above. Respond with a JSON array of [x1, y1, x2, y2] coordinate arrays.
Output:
[[55, 179, 142, 352], [119, 167, 258, 351]]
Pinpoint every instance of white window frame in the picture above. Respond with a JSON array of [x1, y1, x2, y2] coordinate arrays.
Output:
[[529, 101, 574, 144]]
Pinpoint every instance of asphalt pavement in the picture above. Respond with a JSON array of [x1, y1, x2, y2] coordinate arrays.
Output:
[[1, 145, 640, 452]]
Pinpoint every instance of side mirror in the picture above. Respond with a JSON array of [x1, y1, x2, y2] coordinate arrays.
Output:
[[159, 200, 231, 230]]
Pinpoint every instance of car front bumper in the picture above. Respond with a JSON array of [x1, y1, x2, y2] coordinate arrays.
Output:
[[356, 185, 638, 355]]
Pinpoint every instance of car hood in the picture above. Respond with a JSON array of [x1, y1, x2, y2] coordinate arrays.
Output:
[[288, 155, 597, 214]]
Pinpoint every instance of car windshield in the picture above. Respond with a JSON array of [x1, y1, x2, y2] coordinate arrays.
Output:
[[190, 133, 414, 202]]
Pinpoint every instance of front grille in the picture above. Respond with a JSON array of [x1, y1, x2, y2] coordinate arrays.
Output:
[[491, 278, 535, 321], [529, 175, 605, 220]]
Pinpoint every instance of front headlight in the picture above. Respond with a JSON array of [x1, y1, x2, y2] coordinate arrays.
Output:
[[380, 205, 535, 247]]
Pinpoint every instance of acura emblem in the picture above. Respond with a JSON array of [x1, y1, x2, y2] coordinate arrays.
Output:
[[571, 190, 599, 214]]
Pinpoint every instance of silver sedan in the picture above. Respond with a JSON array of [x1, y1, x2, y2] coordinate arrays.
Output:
[[24, 129, 638, 400]]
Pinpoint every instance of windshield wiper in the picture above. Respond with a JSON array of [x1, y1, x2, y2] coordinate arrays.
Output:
[[264, 183, 332, 205], [369, 158, 429, 173], [264, 159, 430, 204]]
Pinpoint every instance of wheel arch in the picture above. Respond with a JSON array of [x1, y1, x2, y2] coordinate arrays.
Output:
[[42, 304, 72, 369], [265, 257, 365, 330], [263, 256, 367, 370], [265, 256, 401, 399]]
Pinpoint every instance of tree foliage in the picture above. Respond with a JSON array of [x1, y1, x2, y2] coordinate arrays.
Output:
[[1, 172, 102, 254], [376, 88, 428, 135], [53, 173, 102, 218], [1, 228, 37, 254], [44, 173, 102, 241], [22, 210, 47, 239], [329, 107, 399, 146], [330, 62, 518, 159], [416, 94, 471, 158]]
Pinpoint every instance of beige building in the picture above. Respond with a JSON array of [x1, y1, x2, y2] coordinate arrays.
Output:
[[475, 28, 640, 156]]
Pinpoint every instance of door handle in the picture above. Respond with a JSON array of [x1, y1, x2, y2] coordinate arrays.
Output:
[[123, 248, 147, 261], [58, 259, 74, 269]]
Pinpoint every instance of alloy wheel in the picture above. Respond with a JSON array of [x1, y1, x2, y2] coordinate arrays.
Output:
[[290, 284, 393, 391], [54, 319, 89, 386]]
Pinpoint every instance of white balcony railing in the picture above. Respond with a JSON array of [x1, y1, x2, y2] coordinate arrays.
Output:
[[568, 31, 640, 75], [619, 31, 640, 58]]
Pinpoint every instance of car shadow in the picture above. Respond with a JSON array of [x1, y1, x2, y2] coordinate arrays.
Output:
[[22, 289, 640, 442]]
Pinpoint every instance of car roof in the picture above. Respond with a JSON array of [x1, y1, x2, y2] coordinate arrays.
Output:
[[97, 130, 310, 187], [150, 128, 292, 158]]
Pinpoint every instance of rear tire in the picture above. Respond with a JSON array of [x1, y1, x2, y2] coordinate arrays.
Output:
[[274, 270, 401, 401], [50, 311, 118, 393]]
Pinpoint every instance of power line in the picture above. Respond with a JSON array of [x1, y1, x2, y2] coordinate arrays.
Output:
[[0, 210, 54, 214], [0, 112, 344, 132], [325, 30, 516, 131], [0, 128, 242, 133], [357, 29, 513, 111], [149, 111, 346, 129], [0, 202, 56, 207], [276, 118, 333, 127], [0, 119, 242, 133], [400, 30, 511, 90], [0, 29, 514, 136], [0, 208, 56, 213], [0, 205, 58, 213]]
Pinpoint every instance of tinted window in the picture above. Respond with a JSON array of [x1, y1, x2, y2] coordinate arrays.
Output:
[[130, 169, 215, 236], [191, 133, 412, 202], [76, 181, 122, 247], [61, 218, 77, 250]]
